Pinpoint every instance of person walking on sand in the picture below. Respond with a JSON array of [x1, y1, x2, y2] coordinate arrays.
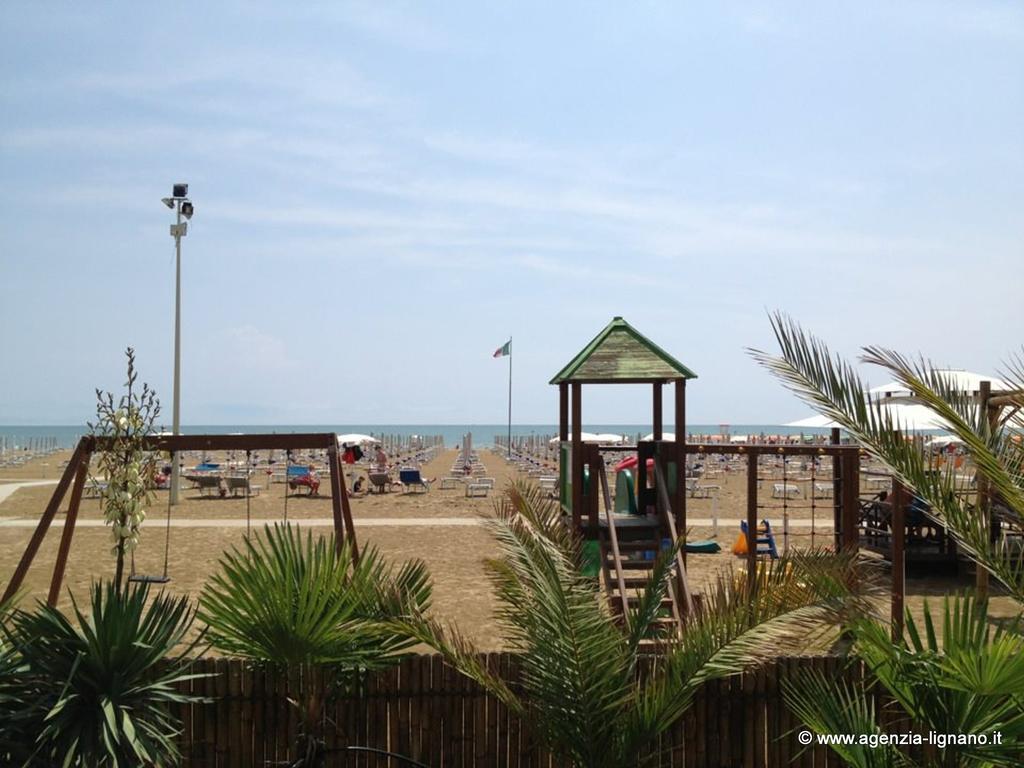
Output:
[[374, 444, 388, 472]]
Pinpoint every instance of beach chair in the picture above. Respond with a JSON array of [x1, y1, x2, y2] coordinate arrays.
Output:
[[225, 475, 260, 497], [399, 468, 430, 493], [368, 471, 393, 493], [439, 477, 462, 490], [772, 482, 802, 499], [465, 483, 489, 498]]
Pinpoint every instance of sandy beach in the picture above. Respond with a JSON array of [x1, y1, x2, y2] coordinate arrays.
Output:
[[0, 446, 1019, 649]]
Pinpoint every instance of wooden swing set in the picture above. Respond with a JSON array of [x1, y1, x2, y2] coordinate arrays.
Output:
[[2, 432, 358, 606]]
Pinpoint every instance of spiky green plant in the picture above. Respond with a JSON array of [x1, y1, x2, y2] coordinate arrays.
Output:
[[394, 481, 876, 768], [0, 594, 34, 766], [3, 581, 201, 767], [198, 523, 432, 766], [752, 314, 1024, 765], [198, 523, 431, 668]]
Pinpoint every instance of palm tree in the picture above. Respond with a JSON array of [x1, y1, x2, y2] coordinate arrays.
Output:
[[198, 523, 432, 766], [395, 481, 876, 768], [750, 313, 1024, 766]]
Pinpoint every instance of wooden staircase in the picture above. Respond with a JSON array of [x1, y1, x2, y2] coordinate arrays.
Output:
[[595, 455, 688, 642]]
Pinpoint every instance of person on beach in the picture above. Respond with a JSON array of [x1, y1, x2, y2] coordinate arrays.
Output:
[[374, 444, 388, 471]]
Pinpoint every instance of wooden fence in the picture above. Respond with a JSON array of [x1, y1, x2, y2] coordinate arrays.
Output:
[[171, 654, 870, 767]]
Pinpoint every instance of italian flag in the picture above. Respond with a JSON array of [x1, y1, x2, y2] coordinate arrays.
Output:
[[493, 340, 511, 358]]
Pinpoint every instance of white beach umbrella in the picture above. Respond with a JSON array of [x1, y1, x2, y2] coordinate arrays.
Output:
[[593, 433, 627, 444], [784, 414, 837, 429], [641, 432, 676, 441], [337, 433, 377, 446], [549, 432, 605, 444]]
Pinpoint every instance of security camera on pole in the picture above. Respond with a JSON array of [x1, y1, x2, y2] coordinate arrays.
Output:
[[161, 183, 194, 505]]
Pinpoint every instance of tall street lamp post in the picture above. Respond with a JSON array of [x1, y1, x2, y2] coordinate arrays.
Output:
[[162, 184, 194, 505]]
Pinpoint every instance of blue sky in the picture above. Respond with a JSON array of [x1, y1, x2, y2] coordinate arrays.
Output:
[[1, 2, 1021, 426]]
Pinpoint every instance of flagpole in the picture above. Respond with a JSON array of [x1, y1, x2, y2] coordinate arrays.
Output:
[[507, 337, 512, 458]]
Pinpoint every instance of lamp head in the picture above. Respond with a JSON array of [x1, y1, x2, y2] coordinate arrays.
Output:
[[161, 197, 174, 209], [172, 182, 188, 198], [181, 201, 194, 220]]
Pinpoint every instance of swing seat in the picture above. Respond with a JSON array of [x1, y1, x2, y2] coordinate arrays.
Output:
[[128, 574, 171, 584]]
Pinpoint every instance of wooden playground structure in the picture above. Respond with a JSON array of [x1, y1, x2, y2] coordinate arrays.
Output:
[[2, 433, 358, 606], [548, 316, 998, 641]]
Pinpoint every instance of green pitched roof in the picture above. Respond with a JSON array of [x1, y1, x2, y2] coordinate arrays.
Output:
[[549, 317, 698, 384]]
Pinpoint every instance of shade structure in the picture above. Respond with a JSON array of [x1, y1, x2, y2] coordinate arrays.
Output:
[[550, 316, 697, 384], [337, 433, 377, 446], [868, 370, 1011, 404], [592, 432, 627, 444], [786, 403, 950, 432]]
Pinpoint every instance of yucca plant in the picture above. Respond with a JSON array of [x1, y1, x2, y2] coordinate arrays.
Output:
[[198, 523, 432, 766], [2, 581, 201, 767], [394, 481, 876, 768], [0, 594, 34, 766], [752, 313, 1024, 765]]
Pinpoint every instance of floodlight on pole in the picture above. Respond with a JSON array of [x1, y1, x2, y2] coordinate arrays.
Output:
[[164, 183, 193, 505]]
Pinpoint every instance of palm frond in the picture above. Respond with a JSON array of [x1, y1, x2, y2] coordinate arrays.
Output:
[[199, 523, 431, 669], [783, 667, 908, 768], [750, 312, 1024, 602]]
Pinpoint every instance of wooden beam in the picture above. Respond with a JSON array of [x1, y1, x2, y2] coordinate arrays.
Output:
[[987, 391, 1024, 408], [47, 449, 91, 606], [841, 452, 859, 552], [831, 428, 842, 552], [890, 479, 906, 642], [3, 439, 90, 603], [747, 451, 758, 593], [328, 444, 359, 561], [558, 383, 569, 442], [652, 383, 663, 441], [977, 381, 992, 597], [674, 380, 687, 565], [123, 433, 341, 452], [684, 443, 859, 457], [571, 382, 583, 532]]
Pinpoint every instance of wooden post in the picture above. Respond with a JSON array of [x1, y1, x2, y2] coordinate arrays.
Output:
[[652, 382, 663, 441], [675, 380, 687, 565], [977, 380, 991, 597], [831, 427, 841, 551], [559, 381, 569, 514], [571, 382, 583, 532], [890, 479, 906, 641], [3, 438, 90, 603], [328, 443, 359, 560], [558, 383, 568, 442], [841, 451, 859, 552], [747, 451, 758, 592], [47, 450, 91, 606]]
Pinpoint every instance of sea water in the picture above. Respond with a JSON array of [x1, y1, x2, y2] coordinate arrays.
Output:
[[0, 424, 837, 451]]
